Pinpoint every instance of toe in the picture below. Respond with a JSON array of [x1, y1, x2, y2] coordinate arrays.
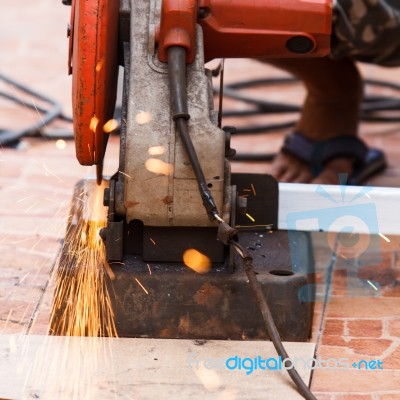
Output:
[[293, 169, 313, 183], [280, 168, 301, 183], [312, 158, 354, 185], [269, 152, 312, 183], [269, 154, 289, 180], [312, 170, 340, 185]]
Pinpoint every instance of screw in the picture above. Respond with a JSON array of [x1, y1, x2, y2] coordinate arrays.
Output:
[[286, 36, 314, 54], [198, 7, 210, 19]]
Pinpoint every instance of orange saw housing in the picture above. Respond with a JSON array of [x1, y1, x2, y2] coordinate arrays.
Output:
[[68, 0, 331, 169], [69, 0, 119, 167]]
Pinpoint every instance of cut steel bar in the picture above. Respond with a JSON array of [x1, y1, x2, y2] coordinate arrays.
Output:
[[278, 183, 400, 235]]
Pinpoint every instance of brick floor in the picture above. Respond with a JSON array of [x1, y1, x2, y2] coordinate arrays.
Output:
[[1, 0, 400, 399]]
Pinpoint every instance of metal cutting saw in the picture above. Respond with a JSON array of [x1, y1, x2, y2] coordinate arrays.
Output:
[[63, 0, 332, 340]]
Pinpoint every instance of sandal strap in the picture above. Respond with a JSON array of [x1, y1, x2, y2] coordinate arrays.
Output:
[[282, 132, 368, 166]]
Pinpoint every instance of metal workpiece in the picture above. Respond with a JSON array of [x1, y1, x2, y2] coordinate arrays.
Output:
[[54, 180, 313, 341], [107, 230, 315, 341], [102, 179, 124, 261], [124, 0, 226, 227]]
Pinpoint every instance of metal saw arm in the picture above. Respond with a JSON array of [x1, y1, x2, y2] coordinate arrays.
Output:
[[67, 0, 332, 180], [157, 0, 332, 63], [65, 0, 332, 262]]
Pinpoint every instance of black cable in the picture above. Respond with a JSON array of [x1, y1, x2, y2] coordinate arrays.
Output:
[[0, 73, 73, 146], [0, 86, 73, 140], [2, 69, 399, 150], [232, 241, 317, 400], [168, 45, 316, 400], [221, 77, 400, 123], [221, 77, 400, 121], [217, 76, 400, 161], [168, 46, 218, 220]]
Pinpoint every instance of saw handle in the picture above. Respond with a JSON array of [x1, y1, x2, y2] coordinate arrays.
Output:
[[157, 0, 197, 63]]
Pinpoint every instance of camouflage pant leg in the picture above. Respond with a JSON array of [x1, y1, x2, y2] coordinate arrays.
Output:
[[332, 0, 400, 66]]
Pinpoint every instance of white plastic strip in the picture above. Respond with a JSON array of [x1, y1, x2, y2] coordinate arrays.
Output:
[[278, 183, 400, 235], [0, 335, 314, 400]]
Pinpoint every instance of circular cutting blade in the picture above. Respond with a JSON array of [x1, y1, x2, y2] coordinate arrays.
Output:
[[70, 0, 119, 167]]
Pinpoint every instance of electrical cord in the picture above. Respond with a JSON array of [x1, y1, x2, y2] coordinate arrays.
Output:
[[219, 76, 400, 161], [168, 45, 316, 400], [2, 70, 399, 149], [231, 241, 317, 400], [0, 73, 74, 146], [168, 47, 219, 220], [2, 56, 370, 399], [222, 77, 400, 126]]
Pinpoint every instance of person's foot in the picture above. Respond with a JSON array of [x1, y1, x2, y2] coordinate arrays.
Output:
[[311, 157, 354, 184], [259, 57, 364, 185], [268, 152, 312, 183], [268, 151, 354, 185]]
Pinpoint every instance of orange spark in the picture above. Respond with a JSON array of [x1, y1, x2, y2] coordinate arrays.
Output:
[[49, 181, 118, 337], [379, 233, 390, 243], [103, 119, 119, 133], [135, 278, 149, 295], [135, 111, 152, 125], [90, 116, 99, 133], [246, 213, 255, 222], [183, 249, 211, 274], [56, 139, 66, 150], [148, 146, 165, 156], [145, 158, 174, 176], [96, 59, 105, 72], [118, 171, 132, 179]]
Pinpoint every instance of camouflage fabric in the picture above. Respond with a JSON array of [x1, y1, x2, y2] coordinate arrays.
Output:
[[332, 0, 400, 66]]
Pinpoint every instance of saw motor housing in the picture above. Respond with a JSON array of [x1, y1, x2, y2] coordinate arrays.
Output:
[[64, 0, 331, 339], [68, 0, 332, 263]]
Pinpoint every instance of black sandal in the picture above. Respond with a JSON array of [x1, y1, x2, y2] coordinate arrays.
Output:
[[281, 132, 387, 185]]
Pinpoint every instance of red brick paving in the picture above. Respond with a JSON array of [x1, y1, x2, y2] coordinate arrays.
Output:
[[348, 320, 384, 338], [1, 1, 400, 399]]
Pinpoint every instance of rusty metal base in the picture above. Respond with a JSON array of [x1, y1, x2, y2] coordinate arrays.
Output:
[[108, 229, 315, 341], [52, 180, 314, 341]]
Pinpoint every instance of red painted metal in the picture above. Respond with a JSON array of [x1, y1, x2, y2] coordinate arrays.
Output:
[[157, 0, 198, 63], [157, 0, 332, 63], [198, 0, 332, 61], [69, 0, 119, 166], [69, 0, 332, 165]]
